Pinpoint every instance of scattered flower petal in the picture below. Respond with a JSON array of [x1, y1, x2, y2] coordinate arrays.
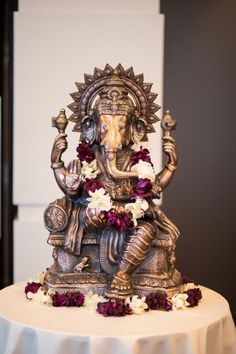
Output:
[[24, 277, 203, 314], [67, 292, 85, 307], [145, 292, 172, 311], [97, 299, 132, 317], [51, 291, 85, 307], [28, 288, 52, 305], [125, 295, 148, 314], [25, 282, 42, 296], [51, 293, 70, 307], [185, 288, 202, 307], [171, 293, 189, 311], [84, 291, 106, 310]]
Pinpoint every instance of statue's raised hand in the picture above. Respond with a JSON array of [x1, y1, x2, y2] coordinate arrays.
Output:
[[163, 139, 178, 167], [65, 159, 81, 194], [51, 133, 68, 163]]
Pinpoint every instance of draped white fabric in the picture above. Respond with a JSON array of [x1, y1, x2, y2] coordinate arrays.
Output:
[[0, 283, 235, 354]]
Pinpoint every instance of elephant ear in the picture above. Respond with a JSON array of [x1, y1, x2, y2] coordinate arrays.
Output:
[[81, 114, 97, 144], [131, 118, 147, 144]]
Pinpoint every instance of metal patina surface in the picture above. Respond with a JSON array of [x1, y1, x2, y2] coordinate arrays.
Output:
[[44, 64, 182, 298]]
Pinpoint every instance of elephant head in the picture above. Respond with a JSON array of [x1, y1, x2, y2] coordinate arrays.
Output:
[[81, 87, 147, 179], [67, 65, 161, 180]]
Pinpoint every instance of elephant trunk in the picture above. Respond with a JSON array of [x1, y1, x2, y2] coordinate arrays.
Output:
[[105, 150, 138, 179]]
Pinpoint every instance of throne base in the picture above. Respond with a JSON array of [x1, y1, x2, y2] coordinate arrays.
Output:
[[44, 264, 182, 298], [44, 264, 108, 295], [133, 268, 182, 298]]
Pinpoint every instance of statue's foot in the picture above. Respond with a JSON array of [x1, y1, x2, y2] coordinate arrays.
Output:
[[105, 271, 133, 299], [111, 271, 132, 290]]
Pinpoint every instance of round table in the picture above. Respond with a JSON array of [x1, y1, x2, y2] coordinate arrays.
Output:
[[0, 283, 235, 354]]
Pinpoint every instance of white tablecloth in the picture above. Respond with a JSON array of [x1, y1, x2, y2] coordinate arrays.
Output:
[[0, 282, 235, 354]]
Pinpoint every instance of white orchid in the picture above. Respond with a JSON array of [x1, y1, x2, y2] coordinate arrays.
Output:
[[131, 160, 155, 182], [27, 288, 52, 305], [125, 295, 148, 314], [27, 272, 45, 284], [131, 142, 151, 152], [87, 188, 113, 212], [81, 160, 100, 180], [171, 293, 189, 311], [125, 198, 149, 226], [84, 291, 106, 310]]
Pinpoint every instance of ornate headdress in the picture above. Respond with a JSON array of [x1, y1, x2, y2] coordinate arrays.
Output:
[[94, 85, 134, 117], [68, 64, 160, 140]]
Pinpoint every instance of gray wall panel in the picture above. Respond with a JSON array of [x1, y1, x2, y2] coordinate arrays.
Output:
[[161, 0, 236, 322]]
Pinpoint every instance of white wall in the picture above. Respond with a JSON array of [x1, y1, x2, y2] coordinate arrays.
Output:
[[13, 0, 164, 281]]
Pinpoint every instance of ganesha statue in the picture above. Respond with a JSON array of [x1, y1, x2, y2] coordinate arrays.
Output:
[[43, 64, 182, 298]]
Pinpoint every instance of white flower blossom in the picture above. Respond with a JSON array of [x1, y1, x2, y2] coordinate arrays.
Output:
[[125, 295, 148, 314], [27, 272, 45, 284], [87, 188, 113, 212], [131, 160, 155, 182], [125, 199, 149, 226], [27, 288, 52, 305], [81, 160, 100, 180], [84, 291, 106, 310], [131, 142, 151, 152], [171, 293, 189, 311], [181, 282, 198, 293]]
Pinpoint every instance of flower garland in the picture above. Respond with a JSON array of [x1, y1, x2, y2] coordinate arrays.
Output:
[[27, 143, 202, 314], [76, 141, 156, 230], [24, 273, 202, 317]]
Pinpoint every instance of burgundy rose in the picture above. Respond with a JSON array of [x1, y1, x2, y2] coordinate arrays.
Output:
[[67, 292, 85, 307], [97, 299, 132, 317], [25, 282, 42, 295], [131, 178, 153, 199], [84, 178, 104, 193], [102, 209, 134, 231], [185, 288, 202, 307], [51, 291, 85, 307], [51, 293, 70, 307], [76, 141, 95, 163], [145, 292, 172, 311], [131, 146, 152, 166]]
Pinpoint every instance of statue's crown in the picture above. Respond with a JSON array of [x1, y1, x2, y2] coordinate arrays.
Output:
[[94, 83, 135, 117], [68, 64, 160, 136]]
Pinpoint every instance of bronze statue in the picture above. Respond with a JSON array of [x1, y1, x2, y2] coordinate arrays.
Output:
[[44, 64, 182, 298]]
